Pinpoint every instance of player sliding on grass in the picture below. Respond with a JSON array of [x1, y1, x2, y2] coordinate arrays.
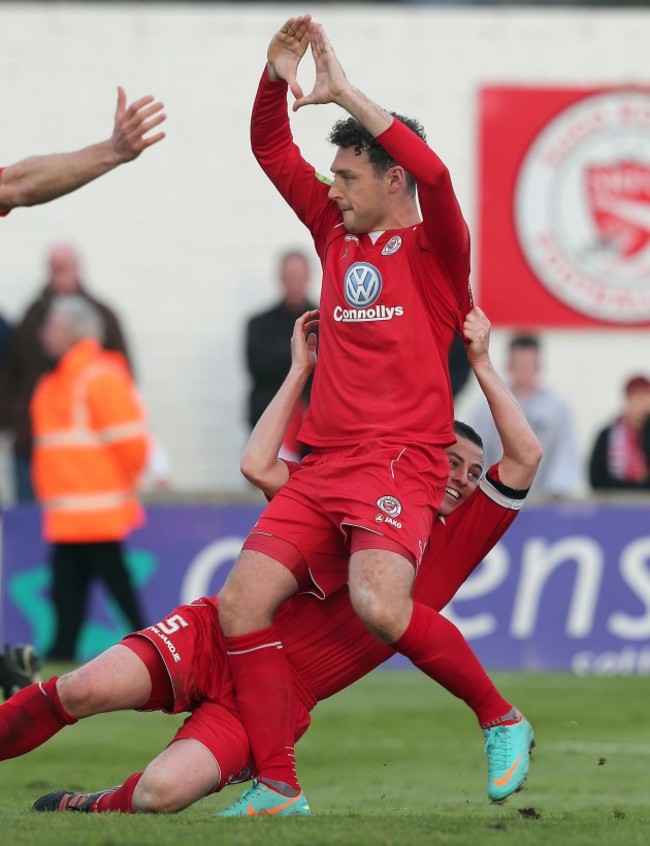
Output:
[[0, 307, 539, 814]]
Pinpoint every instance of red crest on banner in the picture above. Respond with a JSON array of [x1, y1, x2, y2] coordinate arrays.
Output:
[[478, 87, 650, 328], [586, 161, 650, 258]]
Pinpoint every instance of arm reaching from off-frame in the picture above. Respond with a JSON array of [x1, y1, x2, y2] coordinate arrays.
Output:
[[241, 309, 319, 499], [464, 307, 542, 490], [0, 87, 165, 213]]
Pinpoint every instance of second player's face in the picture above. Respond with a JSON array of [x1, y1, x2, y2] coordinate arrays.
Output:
[[440, 436, 484, 516], [328, 147, 391, 234]]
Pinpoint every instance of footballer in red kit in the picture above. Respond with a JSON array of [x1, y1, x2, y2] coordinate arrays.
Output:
[[216, 17, 478, 812], [246, 41, 472, 572], [251, 82, 471, 449]]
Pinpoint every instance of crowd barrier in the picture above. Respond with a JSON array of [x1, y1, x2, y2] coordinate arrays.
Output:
[[2, 501, 649, 673]]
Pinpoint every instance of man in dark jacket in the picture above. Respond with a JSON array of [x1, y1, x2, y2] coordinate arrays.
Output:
[[244, 250, 316, 461]]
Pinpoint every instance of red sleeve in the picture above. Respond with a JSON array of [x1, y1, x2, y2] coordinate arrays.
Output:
[[250, 70, 340, 254], [0, 167, 10, 217], [414, 470, 525, 611], [375, 120, 471, 307]]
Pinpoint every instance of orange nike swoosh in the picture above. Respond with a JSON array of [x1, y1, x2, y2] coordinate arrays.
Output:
[[246, 796, 301, 816], [493, 754, 523, 787]]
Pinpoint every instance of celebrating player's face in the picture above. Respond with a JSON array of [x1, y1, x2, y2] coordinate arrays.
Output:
[[328, 147, 392, 234], [440, 436, 484, 516]]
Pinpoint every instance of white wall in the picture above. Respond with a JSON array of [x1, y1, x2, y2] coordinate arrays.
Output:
[[1, 2, 649, 492]]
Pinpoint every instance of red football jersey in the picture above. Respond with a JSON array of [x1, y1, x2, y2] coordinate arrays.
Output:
[[252, 73, 472, 450]]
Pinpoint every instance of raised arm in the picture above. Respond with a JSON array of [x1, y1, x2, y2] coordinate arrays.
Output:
[[0, 87, 165, 213], [266, 15, 313, 98], [294, 23, 392, 135], [252, 17, 337, 246], [296, 23, 469, 292], [240, 310, 319, 499], [463, 307, 542, 490]]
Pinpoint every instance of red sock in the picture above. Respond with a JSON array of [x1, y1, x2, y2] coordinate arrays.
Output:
[[224, 627, 299, 793], [393, 602, 511, 726], [93, 773, 143, 813], [0, 677, 77, 760]]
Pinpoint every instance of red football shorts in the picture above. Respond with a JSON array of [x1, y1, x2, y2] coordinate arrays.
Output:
[[244, 440, 448, 598], [122, 598, 311, 791]]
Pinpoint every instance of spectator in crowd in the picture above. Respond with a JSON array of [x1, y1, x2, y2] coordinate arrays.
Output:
[[0, 87, 165, 216], [589, 374, 650, 491], [0, 244, 132, 502], [244, 249, 317, 462], [30, 295, 148, 661], [467, 333, 579, 500]]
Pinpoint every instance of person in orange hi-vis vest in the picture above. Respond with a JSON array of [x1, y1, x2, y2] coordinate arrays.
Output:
[[31, 294, 149, 661]]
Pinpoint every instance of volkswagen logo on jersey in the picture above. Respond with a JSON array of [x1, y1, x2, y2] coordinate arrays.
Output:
[[344, 262, 382, 308]]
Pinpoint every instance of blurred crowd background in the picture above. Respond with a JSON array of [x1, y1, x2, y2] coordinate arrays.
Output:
[[1, 0, 649, 502]]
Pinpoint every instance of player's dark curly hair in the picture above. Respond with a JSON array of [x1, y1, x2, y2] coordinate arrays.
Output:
[[328, 113, 426, 194], [454, 420, 483, 451]]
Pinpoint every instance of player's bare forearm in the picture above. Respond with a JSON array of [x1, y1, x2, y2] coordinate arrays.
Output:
[[241, 310, 318, 498], [0, 144, 122, 209], [240, 367, 306, 497], [336, 86, 393, 138], [464, 308, 542, 489]]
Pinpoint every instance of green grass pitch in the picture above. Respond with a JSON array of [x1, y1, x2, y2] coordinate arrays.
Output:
[[1, 668, 648, 845]]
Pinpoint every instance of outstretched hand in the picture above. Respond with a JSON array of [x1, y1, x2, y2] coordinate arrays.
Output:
[[267, 15, 313, 101], [291, 309, 320, 373], [462, 306, 491, 365], [111, 87, 166, 162], [293, 23, 349, 112]]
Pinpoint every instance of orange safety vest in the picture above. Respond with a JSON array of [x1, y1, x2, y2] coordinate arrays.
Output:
[[31, 338, 148, 543]]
